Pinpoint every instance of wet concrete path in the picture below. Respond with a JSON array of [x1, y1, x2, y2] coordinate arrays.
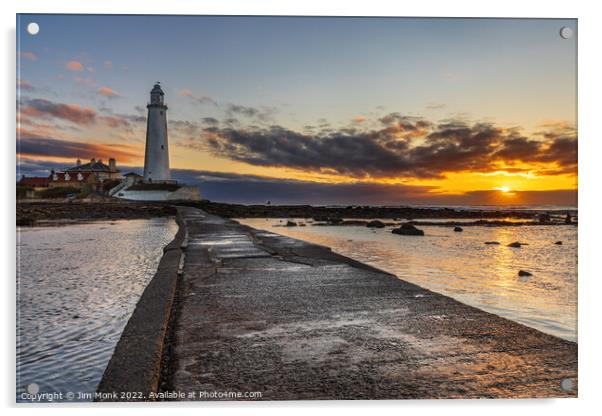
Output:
[[167, 207, 577, 400]]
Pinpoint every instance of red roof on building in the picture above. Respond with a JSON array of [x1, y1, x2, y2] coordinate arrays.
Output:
[[18, 177, 49, 187]]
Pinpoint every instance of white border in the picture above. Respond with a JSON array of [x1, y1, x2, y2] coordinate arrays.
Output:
[[3, 1, 601, 415]]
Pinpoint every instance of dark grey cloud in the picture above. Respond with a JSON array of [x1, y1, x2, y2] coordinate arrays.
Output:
[[20, 98, 146, 133], [492, 127, 577, 172], [17, 158, 72, 177], [17, 135, 138, 161], [98, 106, 146, 125], [123, 114, 146, 124], [180, 91, 218, 106], [195, 96, 218, 106], [225, 104, 275, 122], [379, 113, 431, 129], [207, 125, 418, 177], [203, 117, 577, 179], [492, 136, 541, 160], [98, 115, 132, 130], [201, 117, 219, 126], [227, 104, 258, 117], [21, 98, 96, 125], [223, 117, 240, 126], [170, 120, 202, 137]]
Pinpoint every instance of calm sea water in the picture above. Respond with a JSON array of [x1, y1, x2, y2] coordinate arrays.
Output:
[[239, 218, 577, 342], [16, 218, 177, 402]]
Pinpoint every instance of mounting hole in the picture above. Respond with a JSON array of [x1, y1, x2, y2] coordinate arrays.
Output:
[[560, 378, 573, 391], [27, 383, 39, 394], [560, 26, 573, 39], [26, 22, 39, 35]]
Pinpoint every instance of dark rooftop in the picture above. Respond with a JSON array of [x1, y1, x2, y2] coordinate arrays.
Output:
[[66, 159, 117, 173]]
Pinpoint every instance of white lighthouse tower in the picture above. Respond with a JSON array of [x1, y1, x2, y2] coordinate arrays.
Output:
[[112, 82, 200, 201], [143, 82, 170, 182]]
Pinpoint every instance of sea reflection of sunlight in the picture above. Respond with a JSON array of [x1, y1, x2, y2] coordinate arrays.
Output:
[[237, 218, 577, 342]]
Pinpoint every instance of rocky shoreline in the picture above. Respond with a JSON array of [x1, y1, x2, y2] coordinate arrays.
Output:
[[185, 201, 560, 220], [16, 201, 177, 226], [16, 200, 576, 227], [300, 218, 575, 227]]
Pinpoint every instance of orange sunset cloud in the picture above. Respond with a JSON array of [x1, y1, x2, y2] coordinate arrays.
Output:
[[19, 51, 37, 61], [97, 86, 119, 97], [65, 60, 84, 71]]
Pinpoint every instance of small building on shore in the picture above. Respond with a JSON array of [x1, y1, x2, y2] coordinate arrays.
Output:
[[48, 158, 122, 192], [66, 158, 122, 181], [48, 171, 97, 189], [123, 172, 144, 186], [17, 175, 49, 198], [18, 157, 124, 197], [18, 175, 49, 190]]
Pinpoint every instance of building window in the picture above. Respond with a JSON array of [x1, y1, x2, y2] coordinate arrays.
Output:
[[161, 145, 164, 150]]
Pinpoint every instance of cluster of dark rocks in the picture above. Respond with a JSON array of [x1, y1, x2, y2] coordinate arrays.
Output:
[[188, 201, 540, 220], [497, 240, 568, 278], [16, 201, 177, 226], [296, 217, 574, 229]]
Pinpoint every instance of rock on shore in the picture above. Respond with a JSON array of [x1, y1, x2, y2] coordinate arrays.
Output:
[[508, 241, 528, 248], [392, 223, 425, 236], [367, 220, 386, 228]]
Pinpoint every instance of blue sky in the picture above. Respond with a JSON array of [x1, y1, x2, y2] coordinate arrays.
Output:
[[18, 15, 576, 129]]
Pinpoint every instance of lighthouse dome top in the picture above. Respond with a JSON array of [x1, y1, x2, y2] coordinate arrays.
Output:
[[151, 83, 164, 95], [148, 82, 167, 107]]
